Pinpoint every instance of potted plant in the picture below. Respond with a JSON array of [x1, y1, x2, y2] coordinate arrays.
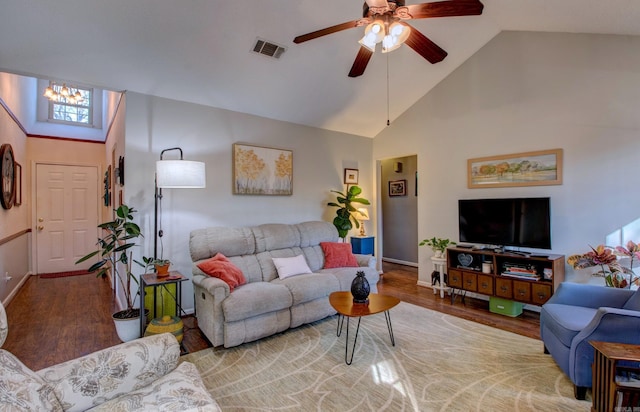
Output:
[[76, 204, 147, 342], [327, 185, 370, 239], [568, 242, 640, 288], [419, 237, 456, 258], [153, 258, 171, 276]]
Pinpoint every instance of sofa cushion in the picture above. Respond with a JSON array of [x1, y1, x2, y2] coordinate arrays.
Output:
[[222, 282, 293, 323], [623, 289, 640, 311], [38, 333, 180, 412], [540, 303, 598, 347], [320, 242, 358, 269], [322, 267, 380, 292], [0, 350, 63, 412], [253, 224, 301, 252], [190, 226, 255, 262], [272, 272, 340, 305], [297, 221, 339, 247], [88, 361, 220, 411], [197, 253, 247, 291], [272, 255, 312, 279]]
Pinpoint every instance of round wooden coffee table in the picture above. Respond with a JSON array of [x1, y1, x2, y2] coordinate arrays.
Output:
[[329, 291, 400, 365]]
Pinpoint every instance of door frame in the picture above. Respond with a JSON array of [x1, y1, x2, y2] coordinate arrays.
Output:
[[30, 160, 102, 275]]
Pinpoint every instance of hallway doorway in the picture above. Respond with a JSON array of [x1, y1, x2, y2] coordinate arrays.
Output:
[[380, 155, 418, 266]]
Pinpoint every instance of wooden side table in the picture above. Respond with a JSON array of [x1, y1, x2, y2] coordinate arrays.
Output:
[[139, 271, 188, 338], [590, 340, 640, 412], [329, 291, 400, 365]]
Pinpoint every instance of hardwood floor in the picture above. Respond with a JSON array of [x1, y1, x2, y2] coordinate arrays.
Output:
[[3, 262, 540, 370]]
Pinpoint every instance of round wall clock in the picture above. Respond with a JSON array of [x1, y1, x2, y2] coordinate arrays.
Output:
[[0, 144, 15, 210]]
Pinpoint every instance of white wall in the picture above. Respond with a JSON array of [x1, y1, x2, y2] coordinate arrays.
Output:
[[124, 92, 374, 313], [374, 31, 640, 285], [0, 84, 30, 303]]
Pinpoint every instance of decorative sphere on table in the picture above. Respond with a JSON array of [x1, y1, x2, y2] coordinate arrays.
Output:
[[351, 270, 370, 304]]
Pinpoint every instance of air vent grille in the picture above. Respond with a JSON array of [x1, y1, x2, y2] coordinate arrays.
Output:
[[253, 38, 286, 59]]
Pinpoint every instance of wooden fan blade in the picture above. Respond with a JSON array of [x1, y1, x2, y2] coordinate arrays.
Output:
[[400, 0, 484, 20], [348, 46, 374, 78], [294, 20, 363, 44], [404, 26, 448, 64]]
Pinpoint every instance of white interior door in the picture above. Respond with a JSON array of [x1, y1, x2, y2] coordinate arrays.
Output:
[[35, 164, 99, 274]]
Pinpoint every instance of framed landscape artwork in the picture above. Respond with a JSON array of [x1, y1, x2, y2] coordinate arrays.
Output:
[[233, 143, 293, 195], [467, 148, 563, 189], [389, 179, 406, 197]]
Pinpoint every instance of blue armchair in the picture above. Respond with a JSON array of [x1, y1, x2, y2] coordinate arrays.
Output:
[[540, 282, 640, 399]]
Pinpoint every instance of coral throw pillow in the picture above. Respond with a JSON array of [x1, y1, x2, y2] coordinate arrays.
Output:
[[320, 242, 359, 269], [197, 253, 247, 292]]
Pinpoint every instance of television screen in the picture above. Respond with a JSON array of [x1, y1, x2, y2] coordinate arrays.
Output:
[[458, 197, 551, 250]]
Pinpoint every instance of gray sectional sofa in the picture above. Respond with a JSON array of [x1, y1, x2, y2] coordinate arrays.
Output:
[[189, 221, 379, 348]]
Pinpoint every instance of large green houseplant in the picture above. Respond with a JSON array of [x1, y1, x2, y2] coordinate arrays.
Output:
[[327, 185, 370, 239], [76, 204, 147, 341]]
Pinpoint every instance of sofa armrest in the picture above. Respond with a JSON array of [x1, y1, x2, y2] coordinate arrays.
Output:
[[569, 307, 640, 385], [37, 333, 180, 412], [574, 307, 640, 344], [354, 253, 376, 269], [545, 282, 633, 309], [192, 272, 231, 296]]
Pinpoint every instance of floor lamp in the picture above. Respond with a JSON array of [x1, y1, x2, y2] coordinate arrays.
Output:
[[154, 147, 206, 260]]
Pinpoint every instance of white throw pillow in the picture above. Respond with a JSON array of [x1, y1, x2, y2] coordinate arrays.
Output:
[[272, 255, 312, 279]]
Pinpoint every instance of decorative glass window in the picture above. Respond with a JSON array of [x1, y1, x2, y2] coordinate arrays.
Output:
[[46, 83, 93, 126]]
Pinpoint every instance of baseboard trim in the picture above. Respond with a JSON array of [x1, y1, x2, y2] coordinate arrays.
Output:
[[2, 271, 33, 307], [382, 258, 418, 267]]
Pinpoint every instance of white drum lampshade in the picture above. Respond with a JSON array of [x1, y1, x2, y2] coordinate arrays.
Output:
[[156, 160, 206, 188]]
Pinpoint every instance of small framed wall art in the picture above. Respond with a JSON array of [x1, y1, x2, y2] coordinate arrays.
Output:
[[389, 179, 406, 197], [344, 168, 359, 185], [14, 162, 22, 206]]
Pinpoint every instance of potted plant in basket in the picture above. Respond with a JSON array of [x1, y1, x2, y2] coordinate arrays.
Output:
[[76, 204, 147, 342], [327, 185, 370, 239], [419, 237, 456, 258]]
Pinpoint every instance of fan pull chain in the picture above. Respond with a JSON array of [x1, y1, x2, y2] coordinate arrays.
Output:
[[386, 53, 390, 126]]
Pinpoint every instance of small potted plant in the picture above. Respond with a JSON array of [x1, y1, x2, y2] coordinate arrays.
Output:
[[153, 258, 171, 276], [419, 237, 456, 258]]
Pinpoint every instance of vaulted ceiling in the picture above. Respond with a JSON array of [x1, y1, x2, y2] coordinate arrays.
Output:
[[1, 0, 640, 138]]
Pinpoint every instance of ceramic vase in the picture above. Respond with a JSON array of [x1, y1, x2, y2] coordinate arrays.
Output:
[[351, 270, 370, 304]]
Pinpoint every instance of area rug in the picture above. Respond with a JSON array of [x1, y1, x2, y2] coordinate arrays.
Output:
[[182, 302, 590, 411], [39, 270, 91, 279]]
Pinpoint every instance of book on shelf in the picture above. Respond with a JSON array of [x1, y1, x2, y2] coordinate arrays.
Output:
[[501, 264, 540, 280], [501, 272, 541, 281]]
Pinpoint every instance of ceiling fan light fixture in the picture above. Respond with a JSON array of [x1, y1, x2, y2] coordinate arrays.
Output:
[[359, 20, 385, 51], [382, 22, 409, 53]]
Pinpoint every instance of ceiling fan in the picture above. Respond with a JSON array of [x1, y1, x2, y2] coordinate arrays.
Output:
[[293, 0, 484, 77]]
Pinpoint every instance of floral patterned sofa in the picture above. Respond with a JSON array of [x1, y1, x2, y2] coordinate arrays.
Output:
[[0, 299, 219, 412]]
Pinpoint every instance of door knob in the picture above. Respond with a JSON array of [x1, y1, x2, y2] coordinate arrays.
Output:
[[38, 225, 44, 231], [38, 218, 44, 222]]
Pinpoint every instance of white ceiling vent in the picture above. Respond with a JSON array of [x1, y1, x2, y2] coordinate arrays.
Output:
[[252, 38, 286, 59]]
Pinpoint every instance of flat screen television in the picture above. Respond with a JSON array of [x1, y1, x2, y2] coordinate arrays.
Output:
[[458, 197, 551, 250]]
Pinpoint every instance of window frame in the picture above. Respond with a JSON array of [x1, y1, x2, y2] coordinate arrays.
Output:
[[46, 83, 94, 127]]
